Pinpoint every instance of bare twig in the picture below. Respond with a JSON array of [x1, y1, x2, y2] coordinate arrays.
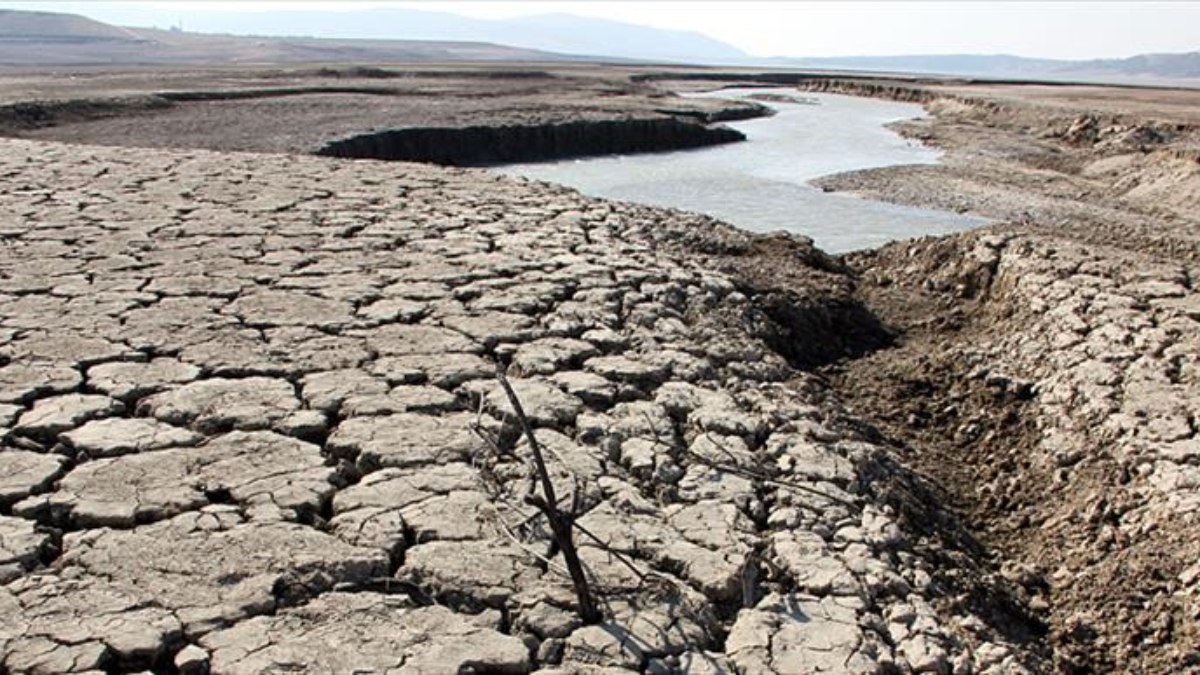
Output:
[[690, 432, 859, 510], [635, 409, 858, 510], [497, 368, 601, 624], [492, 509, 572, 579], [569, 519, 649, 581]]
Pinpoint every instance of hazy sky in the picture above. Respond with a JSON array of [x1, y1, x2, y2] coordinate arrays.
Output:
[[5, 1, 1199, 59]]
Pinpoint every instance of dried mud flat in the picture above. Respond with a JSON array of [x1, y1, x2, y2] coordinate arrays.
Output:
[[0, 66, 763, 157], [0, 64, 1198, 674], [0, 131, 1056, 672]]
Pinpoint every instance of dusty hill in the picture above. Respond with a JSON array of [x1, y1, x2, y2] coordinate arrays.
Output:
[[0, 9, 578, 67], [0, 8, 143, 41]]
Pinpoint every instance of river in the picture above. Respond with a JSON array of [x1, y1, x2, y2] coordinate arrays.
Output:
[[493, 88, 988, 253]]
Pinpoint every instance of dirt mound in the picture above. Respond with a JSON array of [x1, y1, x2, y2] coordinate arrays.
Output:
[[834, 230, 1200, 673]]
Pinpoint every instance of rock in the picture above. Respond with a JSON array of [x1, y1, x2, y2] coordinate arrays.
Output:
[[326, 412, 483, 471], [618, 438, 658, 478], [469, 280, 566, 314], [686, 432, 753, 464], [14, 394, 124, 440], [514, 429, 605, 483], [201, 593, 529, 674], [689, 404, 763, 440], [0, 515, 53, 583], [370, 352, 495, 388], [340, 384, 460, 416], [60, 417, 203, 458], [356, 297, 427, 323], [137, 377, 301, 434], [145, 275, 246, 299], [648, 651, 735, 675], [594, 595, 716, 659], [549, 370, 616, 407], [16, 430, 337, 527], [224, 290, 355, 329], [85, 358, 202, 401], [899, 633, 951, 674], [512, 337, 600, 375], [357, 324, 480, 357], [771, 532, 862, 597], [676, 465, 754, 503], [400, 489, 495, 543], [669, 501, 756, 550], [174, 644, 209, 675], [650, 349, 715, 382], [263, 327, 372, 375], [330, 463, 483, 554], [726, 593, 881, 673], [562, 625, 645, 670], [467, 377, 584, 429], [441, 312, 540, 347], [5, 333, 137, 369], [0, 450, 66, 506], [769, 434, 855, 485], [57, 508, 389, 637], [582, 327, 629, 352], [300, 368, 389, 415], [399, 539, 541, 610], [0, 403, 20, 428], [515, 601, 582, 641], [2, 573, 183, 674], [574, 501, 748, 603], [585, 355, 669, 386]]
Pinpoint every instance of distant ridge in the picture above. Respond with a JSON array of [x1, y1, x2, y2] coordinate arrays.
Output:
[[771, 52, 1200, 85], [1, 6, 1197, 86], [0, 6, 747, 67], [1084, 51, 1200, 79], [151, 7, 747, 63], [0, 8, 144, 41], [0, 9, 582, 66]]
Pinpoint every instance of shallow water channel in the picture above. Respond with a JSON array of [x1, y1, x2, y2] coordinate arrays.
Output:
[[494, 88, 988, 253]]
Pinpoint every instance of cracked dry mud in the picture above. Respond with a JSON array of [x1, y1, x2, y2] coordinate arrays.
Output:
[[0, 136, 1045, 674], [776, 79, 1200, 673], [840, 232, 1200, 673]]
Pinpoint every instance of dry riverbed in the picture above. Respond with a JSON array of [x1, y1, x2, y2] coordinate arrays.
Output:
[[0, 138, 1043, 674], [0, 64, 1197, 673]]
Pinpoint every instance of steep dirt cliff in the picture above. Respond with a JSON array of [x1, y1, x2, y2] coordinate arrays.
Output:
[[315, 117, 746, 166]]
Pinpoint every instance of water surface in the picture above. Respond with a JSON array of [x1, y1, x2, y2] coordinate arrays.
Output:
[[494, 88, 987, 253]]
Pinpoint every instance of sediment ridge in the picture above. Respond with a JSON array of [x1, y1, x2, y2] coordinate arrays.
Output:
[[0, 69, 769, 158], [315, 117, 746, 166]]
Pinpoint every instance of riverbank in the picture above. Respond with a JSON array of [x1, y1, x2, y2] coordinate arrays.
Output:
[[495, 88, 987, 253], [806, 78, 1200, 673], [0, 65, 766, 158]]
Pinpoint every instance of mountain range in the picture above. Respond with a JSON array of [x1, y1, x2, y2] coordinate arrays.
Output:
[[775, 52, 1200, 84], [0, 8, 578, 65], [161, 7, 747, 64], [0, 7, 1197, 87]]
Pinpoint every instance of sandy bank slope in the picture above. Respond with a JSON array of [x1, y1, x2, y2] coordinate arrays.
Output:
[[840, 229, 1200, 674], [0, 138, 1042, 673]]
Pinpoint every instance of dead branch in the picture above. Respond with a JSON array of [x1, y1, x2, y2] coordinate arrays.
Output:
[[497, 368, 601, 624], [636, 409, 858, 510]]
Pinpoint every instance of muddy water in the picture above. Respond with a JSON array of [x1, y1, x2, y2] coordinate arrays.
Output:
[[494, 88, 988, 253]]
